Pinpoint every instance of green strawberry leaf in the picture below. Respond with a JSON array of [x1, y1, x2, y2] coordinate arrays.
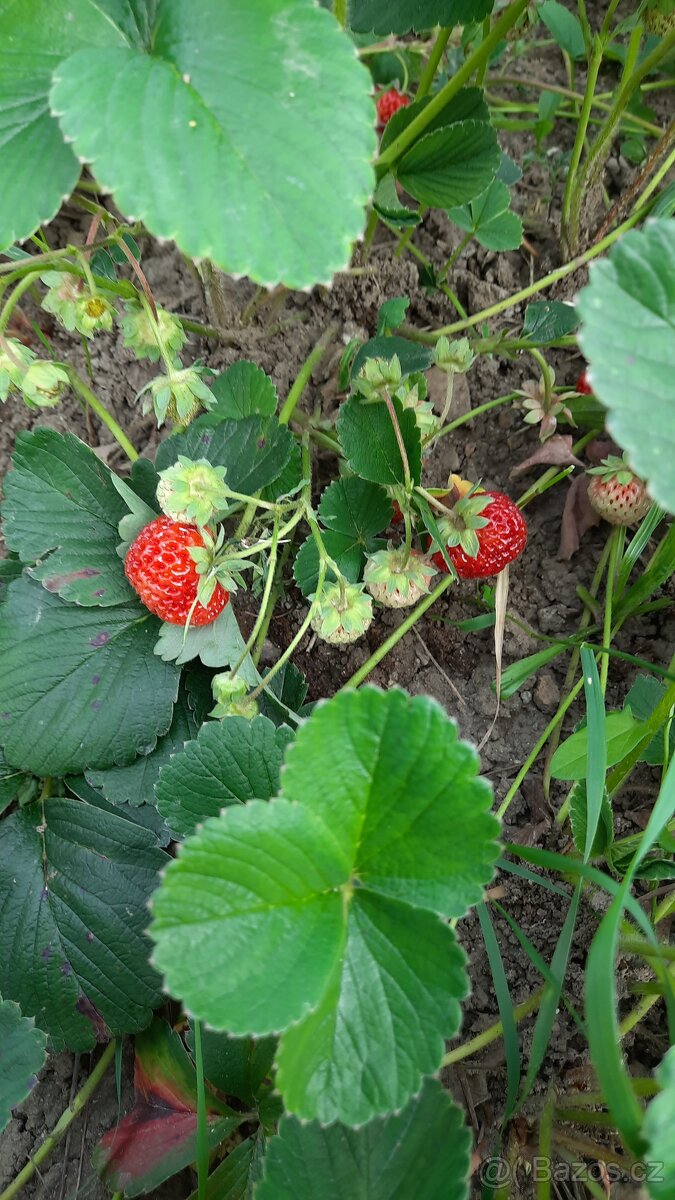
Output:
[[150, 688, 498, 1124], [348, 0, 494, 35], [550, 708, 648, 781], [0, 557, 23, 602], [185, 1023, 276, 1107], [202, 362, 278, 422], [338, 395, 422, 488], [186, 1137, 258, 1200], [448, 179, 523, 251], [0, 750, 33, 817], [0, 998, 47, 1135], [293, 477, 392, 596], [0, 577, 180, 776], [85, 674, 203, 807], [624, 675, 675, 766], [153, 601, 259, 679], [156, 715, 293, 839], [351, 336, 433, 380], [538, 0, 586, 59], [397, 120, 501, 210], [373, 175, 421, 229], [379, 87, 490, 153], [155, 416, 294, 498], [523, 300, 579, 342], [1, 430, 134, 606], [577, 219, 675, 515], [67, 774, 174, 849], [0, 798, 166, 1051], [256, 1078, 471, 1200], [93, 1018, 242, 1198], [49, 0, 375, 288]]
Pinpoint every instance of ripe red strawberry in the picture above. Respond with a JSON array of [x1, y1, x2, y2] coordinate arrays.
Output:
[[587, 456, 651, 526], [376, 88, 410, 127], [125, 516, 229, 626], [575, 367, 592, 395], [430, 489, 527, 579]]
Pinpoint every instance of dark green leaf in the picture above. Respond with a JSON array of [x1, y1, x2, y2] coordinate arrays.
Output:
[[523, 300, 578, 342], [203, 361, 278, 422], [256, 1078, 471, 1199], [569, 780, 614, 859], [0, 557, 23, 602], [0, 798, 166, 1050], [186, 1024, 276, 1105], [538, 0, 586, 59], [0, 750, 33, 817], [351, 336, 433, 379], [0, 998, 47, 1135], [379, 87, 490, 153], [577, 219, 675, 515], [66, 774, 174, 848], [348, 0, 493, 35], [294, 476, 393, 595], [156, 715, 293, 839], [377, 297, 410, 335], [448, 178, 522, 251], [155, 417, 294, 497], [50, 0, 376, 288], [151, 688, 498, 1124], [338, 395, 422, 487], [397, 120, 500, 209], [625, 675, 675, 766], [1, 430, 133, 606], [85, 675, 201, 806], [373, 174, 421, 229], [0, 577, 179, 776]]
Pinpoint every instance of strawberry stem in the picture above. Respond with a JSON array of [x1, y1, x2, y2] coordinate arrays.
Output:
[[600, 525, 625, 694]]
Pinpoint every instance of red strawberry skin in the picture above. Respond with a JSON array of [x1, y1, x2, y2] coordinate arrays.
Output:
[[587, 476, 650, 526], [376, 88, 410, 127], [431, 491, 527, 579], [125, 516, 229, 626], [575, 368, 592, 395]]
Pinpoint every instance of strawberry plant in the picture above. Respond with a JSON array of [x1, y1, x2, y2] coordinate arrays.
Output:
[[1, 2, 674, 1198]]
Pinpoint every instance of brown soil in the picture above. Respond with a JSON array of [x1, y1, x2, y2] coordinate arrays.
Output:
[[1, 15, 673, 1200]]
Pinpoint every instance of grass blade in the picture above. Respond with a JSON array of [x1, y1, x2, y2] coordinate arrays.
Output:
[[477, 901, 521, 1122], [580, 644, 607, 862]]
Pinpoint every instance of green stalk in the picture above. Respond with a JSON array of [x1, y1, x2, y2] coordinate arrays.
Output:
[[67, 368, 138, 462], [229, 516, 280, 679], [426, 214, 641, 338], [439, 230, 474, 280], [516, 430, 598, 509], [0, 1042, 117, 1200], [375, 0, 530, 175], [0, 273, 40, 333], [247, 557, 328, 703], [341, 575, 454, 691], [416, 27, 452, 99], [278, 321, 338, 425], [496, 675, 585, 819], [600, 525, 624, 694], [192, 1021, 209, 1200], [442, 988, 544, 1066], [560, 35, 604, 250], [476, 15, 493, 87]]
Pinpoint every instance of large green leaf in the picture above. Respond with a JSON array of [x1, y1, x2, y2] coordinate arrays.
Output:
[[256, 1078, 471, 1199], [1, 429, 133, 606], [85, 673, 205, 806], [0, 577, 179, 776], [293, 476, 392, 596], [150, 688, 498, 1124], [643, 1045, 675, 1199], [0, 798, 166, 1050], [337, 396, 422, 487], [156, 715, 293, 838], [155, 416, 294, 498], [0, 998, 47, 1134], [379, 87, 490, 154], [348, 0, 493, 34], [50, 0, 376, 288], [0, 0, 145, 248], [397, 120, 500, 210], [577, 220, 675, 515], [538, 0, 585, 59], [550, 709, 648, 781]]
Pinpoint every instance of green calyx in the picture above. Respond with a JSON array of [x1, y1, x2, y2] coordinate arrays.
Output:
[[354, 354, 402, 401], [364, 546, 437, 608], [587, 454, 640, 487], [395, 376, 438, 439], [433, 336, 475, 375], [120, 301, 186, 362], [40, 271, 82, 331], [140, 361, 216, 426], [156, 456, 230, 526], [310, 581, 373, 644], [210, 674, 259, 720], [0, 340, 34, 401], [437, 489, 493, 559], [188, 523, 257, 606]]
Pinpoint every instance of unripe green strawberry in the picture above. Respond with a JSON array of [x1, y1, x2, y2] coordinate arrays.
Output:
[[364, 546, 437, 607], [0, 340, 34, 401], [120, 301, 186, 362], [20, 361, 70, 408], [587, 455, 651, 526], [643, 0, 675, 36], [311, 581, 373, 644], [210, 674, 259, 720], [74, 294, 115, 339], [156, 456, 230, 525]]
